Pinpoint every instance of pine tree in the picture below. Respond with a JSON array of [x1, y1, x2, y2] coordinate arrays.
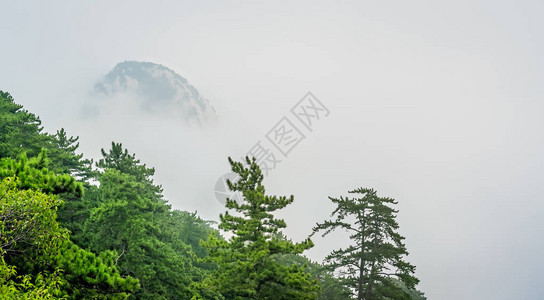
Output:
[[0, 150, 83, 197], [312, 188, 420, 300], [162, 210, 218, 259], [46, 129, 94, 245], [85, 143, 197, 299], [0, 91, 50, 159], [0, 158, 139, 299], [193, 157, 320, 299], [0, 92, 97, 245], [96, 142, 155, 183], [0, 91, 94, 180], [273, 252, 351, 300], [49, 128, 93, 182]]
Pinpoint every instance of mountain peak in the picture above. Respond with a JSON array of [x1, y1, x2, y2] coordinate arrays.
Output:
[[94, 61, 216, 126]]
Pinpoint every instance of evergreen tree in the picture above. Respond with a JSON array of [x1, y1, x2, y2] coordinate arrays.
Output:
[[390, 279, 426, 300], [60, 184, 99, 247], [273, 253, 351, 300], [312, 188, 420, 300], [0, 91, 50, 159], [0, 150, 83, 197], [0, 148, 91, 245], [0, 91, 97, 245], [1, 92, 212, 298], [162, 210, 218, 259], [96, 142, 155, 183], [0, 91, 94, 179], [49, 128, 94, 182], [47, 129, 95, 246], [85, 143, 198, 299], [0, 164, 139, 299], [193, 157, 320, 299]]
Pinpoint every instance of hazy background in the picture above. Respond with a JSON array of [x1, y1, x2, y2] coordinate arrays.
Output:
[[2, 1, 543, 299]]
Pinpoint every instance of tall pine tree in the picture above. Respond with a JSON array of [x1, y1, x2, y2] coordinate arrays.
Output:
[[193, 157, 320, 300], [312, 188, 420, 300], [0, 91, 50, 159], [85, 142, 198, 299], [49, 128, 93, 182]]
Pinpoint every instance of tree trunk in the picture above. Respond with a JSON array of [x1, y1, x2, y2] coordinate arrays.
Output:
[[365, 221, 379, 300], [364, 264, 375, 300], [357, 209, 366, 300], [358, 255, 365, 300]]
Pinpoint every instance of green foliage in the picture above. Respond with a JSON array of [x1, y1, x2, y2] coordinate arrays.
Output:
[[57, 185, 98, 247], [0, 90, 424, 299], [193, 157, 320, 299], [84, 143, 201, 299], [273, 253, 351, 300], [0, 253, 65, 300], [389, 278, 426, 300], [0, 150, 88, 244], [0, 91, 92, 180], [0, 150, 83, 197], [96, 142, 156, 183], [48, 128, 94, 182], [0, 91, 50, 159], [0, 176, 66, 299], [45, 129, 94, 245], [313, 188, 420, 300], [161, 210, 218, 262], [0, 92, 96, 246], [0, 177, 68, 262], [1, 91, 224, 299], [53, 243, 140, 299], [0, 175, 139, 299]]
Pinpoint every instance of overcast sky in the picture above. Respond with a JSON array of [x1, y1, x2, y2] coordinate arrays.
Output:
[[2, 1, 544, 299]]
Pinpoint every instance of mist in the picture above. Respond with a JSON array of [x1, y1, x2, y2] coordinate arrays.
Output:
[[2, 1, 544, 299]]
